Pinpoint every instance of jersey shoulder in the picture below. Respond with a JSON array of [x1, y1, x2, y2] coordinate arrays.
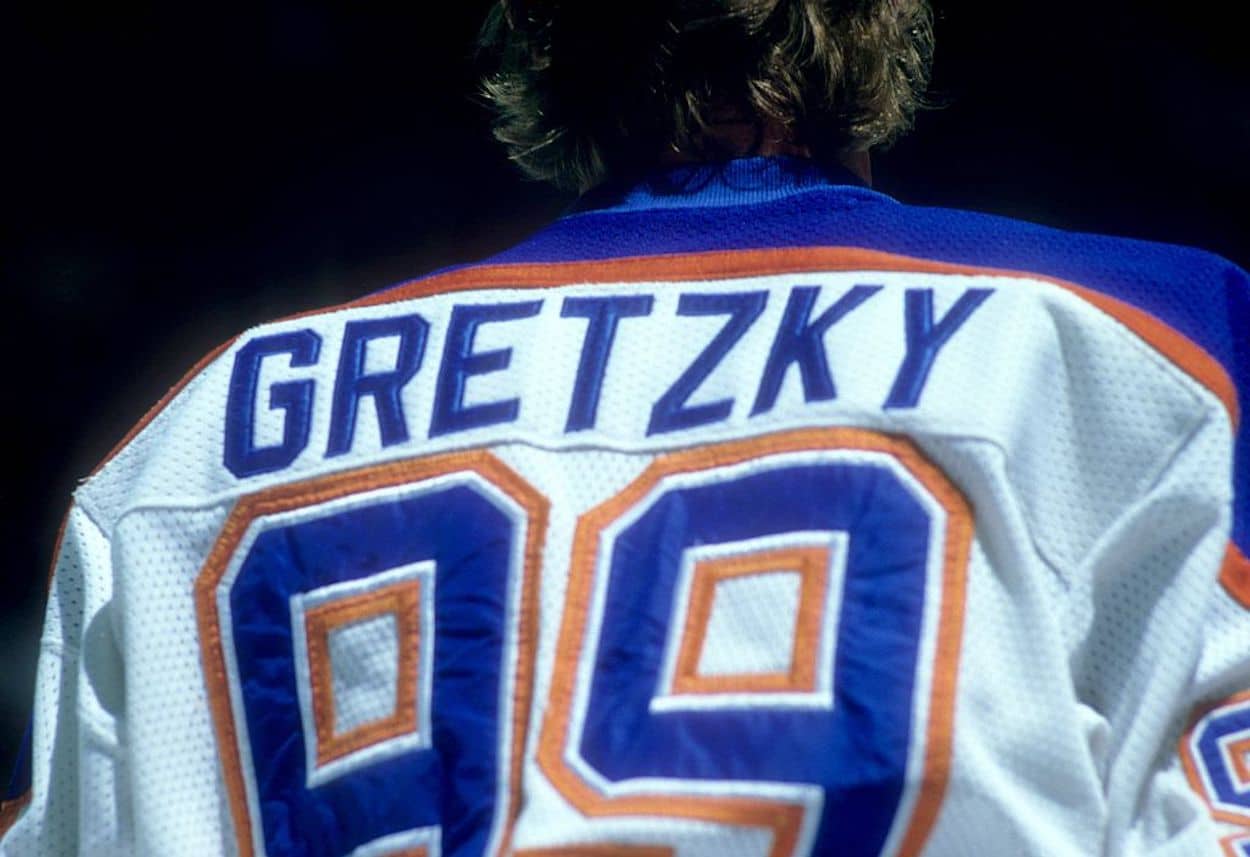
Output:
[[491, 176, 1249, 368], [71, 182, 1250, 550], [888, 199, 1248, 343]]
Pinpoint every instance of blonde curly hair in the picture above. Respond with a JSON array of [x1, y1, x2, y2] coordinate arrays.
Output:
[[480, 0, 934, 192]]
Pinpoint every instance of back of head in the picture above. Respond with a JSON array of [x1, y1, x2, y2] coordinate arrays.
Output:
[[480, 0, 934, 192]]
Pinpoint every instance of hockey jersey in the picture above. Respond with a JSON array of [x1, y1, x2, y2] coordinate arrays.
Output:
[[2, 156, 1247, 856]]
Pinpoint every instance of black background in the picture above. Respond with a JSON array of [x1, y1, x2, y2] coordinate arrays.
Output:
[[1, 1, 1246, 780]]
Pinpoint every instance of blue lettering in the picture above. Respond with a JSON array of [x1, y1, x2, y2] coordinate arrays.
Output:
[[752, 284, 881, 416], [884, 288, 994, 408], [430, 301, 543, 437], [224, 330, 321, 478], [561, 294, 654, 432], [648, 291, 768, 435], [325, 314, 429, 457]]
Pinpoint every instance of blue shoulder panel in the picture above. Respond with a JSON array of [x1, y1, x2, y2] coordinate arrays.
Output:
[[391, 157, 1250, 554]]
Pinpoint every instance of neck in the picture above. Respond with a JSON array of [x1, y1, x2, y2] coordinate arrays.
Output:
[[840, 150, 872, 185], [661, 118, 873, 186]]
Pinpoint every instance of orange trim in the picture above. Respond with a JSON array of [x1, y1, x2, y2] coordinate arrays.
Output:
[[1179, 689, 1250, 827], [536, 427, 972, 857], [90, 338, 237, 478], [1223, 832, 1250, 857], [43, 509, 73, 593], [303, 579, 422, 766], [92, 246, 1239, 477], [1228, 736, 1250, 788], [386, 848, 428, 857], [195, 450, 547, 857], [354, 248, 1239, 427], [0, 792, 31, 839], [671, 546, 830, 696], [1059, 280, 1239, 429], [1221, 544, 1250, 611]]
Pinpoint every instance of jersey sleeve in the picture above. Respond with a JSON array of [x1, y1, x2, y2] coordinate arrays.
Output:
[[1171, 557, 1250, 855], [1068, 412, 1231, 855], [1160, 263, 1250, 855], [0, 502, 130, 857], [1100, 261, 1249, 856]]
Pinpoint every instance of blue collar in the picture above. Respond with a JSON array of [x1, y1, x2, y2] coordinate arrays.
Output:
[[570, 156, 894, 214]]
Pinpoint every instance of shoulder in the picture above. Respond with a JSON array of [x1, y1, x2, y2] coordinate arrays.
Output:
[[71, 264, 502, 527], [508, 181, 1248, 368], [73, 196, 1250, 528], [888, 199, 1246, 305], [791, 192, 1249, 384], [896, 201, 1249, 387]]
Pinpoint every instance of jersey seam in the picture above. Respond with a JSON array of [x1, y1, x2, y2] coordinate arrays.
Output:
[[75, 358, 227, 528], [102, 423, 1013, 524], [67, 496, 112, 554]]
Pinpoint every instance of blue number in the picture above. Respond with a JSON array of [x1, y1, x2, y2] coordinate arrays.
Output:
[[202, 431, 970, 857], [535, 430, 971, 856], [199, 455, 544, 857], [1182, 691, 1250, 833]]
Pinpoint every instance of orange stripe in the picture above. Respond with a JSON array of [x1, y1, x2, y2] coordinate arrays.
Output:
[[90, 337, 237, 478], [89, 246, 1240, 476], [1059, 280, 1240, 429], [194, 450, 546, 857], [672, 547, 830, 696], [354, 248, 1240, 427], [887, 433, 972, 857], [0, 792, 31, 839], [1222, 832, 1250, 857], [42, 509, 73, 593], [1227, 736, 1250, 787], [1221, 544, 1250, 611], [536, 427, 973, 857], [303, 579, 423, 766]]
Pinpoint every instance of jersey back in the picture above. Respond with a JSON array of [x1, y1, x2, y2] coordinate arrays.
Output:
[[3, 158, 1246, 857]]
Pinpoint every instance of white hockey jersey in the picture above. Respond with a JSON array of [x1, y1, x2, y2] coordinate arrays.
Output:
[[2, 158, 1248, 856]]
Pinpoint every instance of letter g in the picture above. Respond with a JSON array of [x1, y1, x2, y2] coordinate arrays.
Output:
[[224, 330, 321, 478]]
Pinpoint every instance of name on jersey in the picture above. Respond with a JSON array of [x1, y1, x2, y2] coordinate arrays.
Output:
[[223, 283, 994, 478]]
